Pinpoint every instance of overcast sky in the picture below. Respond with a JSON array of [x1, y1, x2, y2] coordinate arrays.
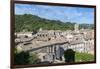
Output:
[[15, 4, 94, 24]]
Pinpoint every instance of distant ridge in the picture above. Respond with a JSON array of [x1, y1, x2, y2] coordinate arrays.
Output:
[[15, 14, 94, 32]]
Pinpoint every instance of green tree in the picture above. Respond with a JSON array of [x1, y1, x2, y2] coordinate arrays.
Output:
[[28, 53, 40, 64], [64, 49, 75, 62], [14, 51, 29, 65], [14, 51, 40, 65]]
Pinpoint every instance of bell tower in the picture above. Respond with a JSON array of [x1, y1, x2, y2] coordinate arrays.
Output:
[[74, 23, 79, 33]]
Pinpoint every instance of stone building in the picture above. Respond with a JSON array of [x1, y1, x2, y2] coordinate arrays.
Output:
[[15, 27, 94, 63], [74, 23, 79, 33]]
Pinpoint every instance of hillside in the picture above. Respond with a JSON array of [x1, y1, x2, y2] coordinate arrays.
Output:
[[15, 14, 94, 32]]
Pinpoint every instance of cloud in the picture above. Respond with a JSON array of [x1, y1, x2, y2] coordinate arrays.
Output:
[[15, 4, 94, 24]]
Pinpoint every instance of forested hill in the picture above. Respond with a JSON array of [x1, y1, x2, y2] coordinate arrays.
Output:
[[15, 14, 94, 32]]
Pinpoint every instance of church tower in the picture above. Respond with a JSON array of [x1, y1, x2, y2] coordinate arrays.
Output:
[[74, 23, 79, 33]]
